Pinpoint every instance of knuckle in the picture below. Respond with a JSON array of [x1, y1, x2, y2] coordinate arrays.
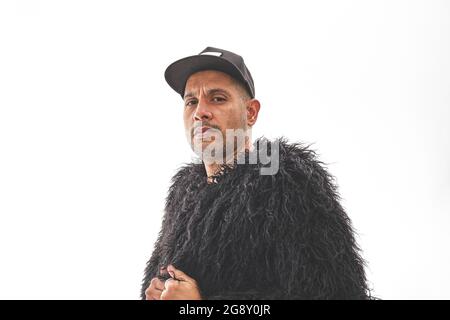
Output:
[[146, 290, 161, 300], [145, 287, 153, 296], [150, 278, 162, 288], [165, 283, 173, 291], [165, 284, 176, 293], [165, 278, 178, 288]]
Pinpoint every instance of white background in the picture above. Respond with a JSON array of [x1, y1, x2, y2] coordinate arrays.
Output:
[[0, 0, 449, 299]]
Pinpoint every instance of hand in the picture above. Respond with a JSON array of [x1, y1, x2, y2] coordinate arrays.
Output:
[[160, 264, 202, 300], [144, 277, 165, 300], [145, 266, 169, 300]]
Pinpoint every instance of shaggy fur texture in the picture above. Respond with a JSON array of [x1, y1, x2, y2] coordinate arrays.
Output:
[[141, 137, 372, 299]]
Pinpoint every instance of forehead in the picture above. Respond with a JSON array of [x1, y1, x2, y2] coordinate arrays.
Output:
[[184, 70, 235, 92]]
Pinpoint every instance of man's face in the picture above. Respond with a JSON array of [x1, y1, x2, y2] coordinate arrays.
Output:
[[183, 70, 249, 160]]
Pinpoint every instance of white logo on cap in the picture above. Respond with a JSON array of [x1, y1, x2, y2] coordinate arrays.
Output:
[[200, 51, 222, 57]]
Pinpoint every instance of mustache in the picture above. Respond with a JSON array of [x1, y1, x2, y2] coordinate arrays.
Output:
[[191, 122, 221, 137]]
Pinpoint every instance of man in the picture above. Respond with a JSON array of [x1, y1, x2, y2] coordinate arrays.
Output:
[[141, 47, 371, 300]]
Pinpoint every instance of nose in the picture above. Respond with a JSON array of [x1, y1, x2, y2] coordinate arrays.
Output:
[[193, 97, 213, 122]]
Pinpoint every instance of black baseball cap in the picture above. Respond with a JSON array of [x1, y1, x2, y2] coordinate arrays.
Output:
[[164, 46, 255, 99]]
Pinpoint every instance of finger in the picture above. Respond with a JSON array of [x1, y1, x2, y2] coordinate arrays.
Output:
[[160, 289, 170, 300], [164, 277, 179, 290], [145, 287, 162, 300], [150, 277, 165, 291], [167, 264, 195, 283]]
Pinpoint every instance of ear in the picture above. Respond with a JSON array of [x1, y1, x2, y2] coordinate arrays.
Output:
[[246, 99, 261, 127]]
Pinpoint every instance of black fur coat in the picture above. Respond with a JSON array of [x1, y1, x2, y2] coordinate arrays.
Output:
[[141, 137, 371, 299]]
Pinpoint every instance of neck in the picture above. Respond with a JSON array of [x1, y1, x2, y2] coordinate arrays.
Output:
[[204, 138, 253, 183]]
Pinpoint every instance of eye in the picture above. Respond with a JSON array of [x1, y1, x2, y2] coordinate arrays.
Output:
[[185, 99, 197, 107], [212, 96, 226, 103]]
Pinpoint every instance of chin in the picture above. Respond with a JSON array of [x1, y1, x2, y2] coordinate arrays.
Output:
[[191, 140, 226, 159]]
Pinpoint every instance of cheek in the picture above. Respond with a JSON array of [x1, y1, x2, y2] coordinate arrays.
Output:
[[183, 110, 192, 124], [228, 109, 246, 128]]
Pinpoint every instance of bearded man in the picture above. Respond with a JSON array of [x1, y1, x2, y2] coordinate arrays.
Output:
[[141, 47, 371, 300]]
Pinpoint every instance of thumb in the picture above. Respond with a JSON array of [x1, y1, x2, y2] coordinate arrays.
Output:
[[167, 264, 194, 283]]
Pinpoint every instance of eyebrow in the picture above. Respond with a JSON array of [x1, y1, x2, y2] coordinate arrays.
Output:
[[184, 88, 231, 100]]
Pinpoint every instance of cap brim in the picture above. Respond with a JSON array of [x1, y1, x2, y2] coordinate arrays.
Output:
[[164, 55, 250, 98]]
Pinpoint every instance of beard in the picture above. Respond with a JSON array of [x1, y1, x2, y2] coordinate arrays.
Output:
[[186, 122, 249, 165]]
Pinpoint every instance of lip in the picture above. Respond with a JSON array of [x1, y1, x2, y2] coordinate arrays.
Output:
[[193, 126, 210, 136]]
